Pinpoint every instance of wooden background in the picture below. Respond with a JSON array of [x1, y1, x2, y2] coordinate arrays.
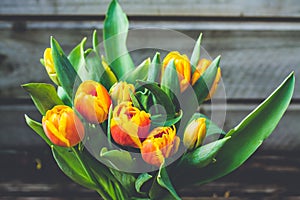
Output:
[[0, 0, 300, 199]]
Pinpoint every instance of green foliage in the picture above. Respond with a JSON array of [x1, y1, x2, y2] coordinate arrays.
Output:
[[161, 59, 180, 101], [51, 37, 80, 99], [138, 81, 176, 116], [103, 0, 135, 79], [135, 173, 153, 194], [52, 147, 98, 190], [150, 166, 181, 200], [191, 55, 220, 104], [176, 72, 295, 187], [24, 115, 52, 145], [179, 136, 230, 168], [190, 33, 202, 73], [122, 58, 151, 85], [22, 83, 64, 115], [147, 52, 161, 82]]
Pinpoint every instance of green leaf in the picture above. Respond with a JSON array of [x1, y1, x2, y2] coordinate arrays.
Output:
[[192, 55, 220, 104], [151, 110, 183, 127], [22, 83, 64, 115], [130, 90, 142, 110], [134, 90, 150, 111], [103, 0, 135, 79], [156, 166, 181, 200], [52, 146, 97, 190], [178, 72, 295, 186], [107, 105, 114, 149], [135, 173, 153, 193], [147, 52, 161, 82], [85, 50, 117, 89], [57, 86, 72, 107], [122, 58, 151, 84], [190, 33, 202, 74], [137, 81, 175, 116], [68, 37, 87, 73], [179, 136, 230, 168], [160, 59, 180, 101], [24, 115, 52, 146], [93, 30, 99, 55], [100, 147, 135, 171], [51, 37, 81, 99], [109, 168, 136, 195]]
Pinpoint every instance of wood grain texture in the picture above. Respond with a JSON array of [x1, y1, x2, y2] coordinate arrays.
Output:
[[0, 22, 299, 99], [1, 148, 299, 199], [1, 0, 300, 17]]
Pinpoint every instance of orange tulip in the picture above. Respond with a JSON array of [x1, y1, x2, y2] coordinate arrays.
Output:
[[141, 126, 180, 166], [110, 102, 151, 148], [109, 81, 135, 105], [183, 118, 206, 150], [75, 80, 112, 124], [43, 48, 60, 85], [42, 105, 85, 147], [191, 58, 221, 100], [162, 51, 191, 92]]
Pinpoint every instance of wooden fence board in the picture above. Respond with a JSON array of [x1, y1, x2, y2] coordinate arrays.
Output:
[[0, 23, 299, 99], [1, 0, 300, 17]]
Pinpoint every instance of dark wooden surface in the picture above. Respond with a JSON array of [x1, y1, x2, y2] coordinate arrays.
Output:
[[1, 0, 300, 199], [1, 148, 299, 199]]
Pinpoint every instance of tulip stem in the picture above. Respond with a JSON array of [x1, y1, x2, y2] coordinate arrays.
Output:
[[71, 147, 113, 200]]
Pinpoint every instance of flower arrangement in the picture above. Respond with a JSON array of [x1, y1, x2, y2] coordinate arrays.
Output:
[[23, 0, 295, 199]]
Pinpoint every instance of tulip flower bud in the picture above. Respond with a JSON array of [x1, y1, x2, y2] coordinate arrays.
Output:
[[75, 80, 112, 124], [42, 105, 85, 147], [110, 102, 151, 148], [141, 126, 180, 166], [109, 81, 135, 105], [191, 58, 222, 100], [43, 48, 60, 85], [183, 118, 206, 150], [162, 51, 191, 92]]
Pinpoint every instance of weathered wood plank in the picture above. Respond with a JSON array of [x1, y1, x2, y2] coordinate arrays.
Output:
[[1, 149, 299, 199], [0, 23, 299, 99], [1, 102, 299, 150], [1, 0, 300, 17]]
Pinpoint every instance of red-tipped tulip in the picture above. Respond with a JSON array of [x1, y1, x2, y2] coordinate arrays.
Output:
[[110, 102, 151, 148], [141, 126, 180, 166]]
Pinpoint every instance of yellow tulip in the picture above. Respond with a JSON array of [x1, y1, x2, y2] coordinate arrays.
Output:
[[109, 81, 135, 105], [43, 48, 60, 85], [75, 80, 112, 124], [110, 102, 151, 148], [191, 58, 222, 100], [141, 126, 180, 166], [162, 51, 191, 92], [183, 118, 206, 150], [42, 105, 85, 147]]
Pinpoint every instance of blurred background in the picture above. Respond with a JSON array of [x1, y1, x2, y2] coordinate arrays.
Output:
[[0, 0, 300, 199]]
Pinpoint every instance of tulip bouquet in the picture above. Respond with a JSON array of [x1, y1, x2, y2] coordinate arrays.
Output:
[[23, 0, 295, 199]]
